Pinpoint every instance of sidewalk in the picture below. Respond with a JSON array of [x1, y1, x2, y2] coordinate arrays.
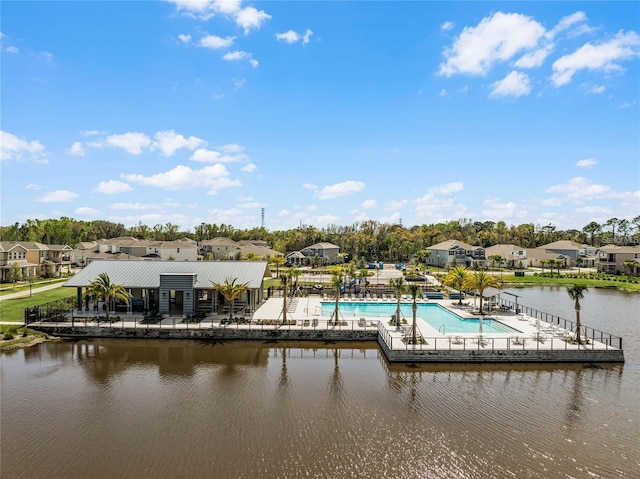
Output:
[[0, 282, 64, 302]]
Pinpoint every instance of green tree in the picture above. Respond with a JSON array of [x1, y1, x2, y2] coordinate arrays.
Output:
[[87, 272, 131, 322], [567, 284, 588, 344], [462, 271, 501, 314], [488, 254, 505, 269], [279, 269, 292, 323], [7, 262, 22, 289], [212, 277, 250, 323], [407, 283, 421, 344], [269, 255, 286, 278], [442, 265, 469, 305], [329, 267, 344, 325], [390, 277, 406, 328]]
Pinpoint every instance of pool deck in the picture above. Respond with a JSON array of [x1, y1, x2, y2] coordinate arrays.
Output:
[[27, 295, 624, 363]]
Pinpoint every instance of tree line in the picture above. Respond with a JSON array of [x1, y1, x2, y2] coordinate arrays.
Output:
[[1, 216, 638, 263]]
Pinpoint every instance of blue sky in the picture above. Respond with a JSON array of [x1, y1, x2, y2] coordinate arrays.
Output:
[[2, 1, 639, 233]]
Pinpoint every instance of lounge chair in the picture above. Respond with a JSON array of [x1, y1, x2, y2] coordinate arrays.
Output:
[[511, 336, 525, 345], [452, 335, 463, 344], [358, 318, 366, 327]]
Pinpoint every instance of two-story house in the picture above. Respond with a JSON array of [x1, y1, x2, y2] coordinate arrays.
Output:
[[597, 245, 640, 275], [426, 240, 487, 269], [484, 244, 529, 269]]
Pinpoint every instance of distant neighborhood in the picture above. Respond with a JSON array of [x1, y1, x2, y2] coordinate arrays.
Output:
[[2, 236, 639, 283]]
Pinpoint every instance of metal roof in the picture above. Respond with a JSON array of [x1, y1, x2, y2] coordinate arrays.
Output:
[[63, 259, 269, 289]]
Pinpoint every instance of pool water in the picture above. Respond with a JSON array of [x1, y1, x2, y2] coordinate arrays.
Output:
[[321, 301, 520, 334]]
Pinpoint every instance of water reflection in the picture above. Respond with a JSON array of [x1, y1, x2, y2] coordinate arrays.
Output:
[[2, 338, 637, 479]]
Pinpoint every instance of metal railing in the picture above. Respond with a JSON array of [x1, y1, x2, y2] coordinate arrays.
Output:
[[499, 298, 622, 350]]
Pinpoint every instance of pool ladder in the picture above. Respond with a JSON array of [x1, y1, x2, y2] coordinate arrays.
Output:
[[439, 324, 446, 334]]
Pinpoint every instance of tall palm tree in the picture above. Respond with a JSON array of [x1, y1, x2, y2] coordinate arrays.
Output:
[[279, 269, 291, 324], [212, 277, 250, 323], [357, 268, 370, 296], [567, 284, 588, 344], [329, 267, 344, 325], [462, 271, 500, 314], [87, 272, 131, 322], [269, 255, 286, 278], [443, 265, 469, 305], [407, 283, 421, 344], [390, 277, 406, 329]]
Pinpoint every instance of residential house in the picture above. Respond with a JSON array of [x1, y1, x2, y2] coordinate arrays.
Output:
[[298, 242, 341, 265], [86, 237, 198, 262], [426, 240, 487, 269], [484, 244, 529, 269], [536, 240, 597, 267], [199, 237, 241, 260], [597, 245, 640, 275], [0, 242, 37, 282]]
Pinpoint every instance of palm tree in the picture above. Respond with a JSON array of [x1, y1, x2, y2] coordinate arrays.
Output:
[[279, 270, 291, 324], [390, 277, 406, 329], [329, 268, 344, 325], [462, 271, 501, 314], [443, 265, 469, 305], [567, 284, 588, 344], [212, 277, 250, 323], [87, 272, 131, 322], [357, 268, 370, 296], [269, 255, 286, 278], [407, 283, 421, 344]]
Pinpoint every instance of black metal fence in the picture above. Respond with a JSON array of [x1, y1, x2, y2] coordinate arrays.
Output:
[[24, 297, 76, 324], [499, 298, 623, 349]]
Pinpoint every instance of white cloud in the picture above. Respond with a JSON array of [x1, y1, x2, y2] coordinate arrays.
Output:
[[441, 21, 454, 32], [235, 6, 271, 34], [514, 45, 554, 68], [213, 0, 241, 14], [429, 182, 464, 195], [152, 130, 205, 156], [316, 180, 365, 200], [361, 199, 377, 209], [482, 198, 524, 221], [168, 0, 217, 20], [439, 12, 545, 76], [26, 183, 41, 190], [549, 11, 587, 38], [551, 31, 640, 86], [489, 71, 532, 98], [199, 34, 235, 49], [189, 147, 246, 163], [121, 164, 241, 193], [106, 132, 151, 154], [275, 28, 313, 45], [545, 176, 613, 202], [241, 163, 256, 172], [36, 190, 78, 202], [74, 207, 102, 217], [0, 131, 47, 162], [275, 30, 299, 44], [220, 143, 243, 153], [588, 84, 605, 94], [67, 142, 86, 156], [302, 183, 317, 190], [223, 50, 258, 67], [385, 199, 409, 211], [5, 45, 18, 53], [178, 34, 192, 43], [93, 180, 133, 194], [81, 130, 103, 136], [576, 158, 597, 168]]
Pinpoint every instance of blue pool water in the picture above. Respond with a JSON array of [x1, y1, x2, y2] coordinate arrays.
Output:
[[321, 301, 520, 334]]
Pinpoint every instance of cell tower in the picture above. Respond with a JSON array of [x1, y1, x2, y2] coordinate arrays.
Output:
[[261, 207, 265, 229]]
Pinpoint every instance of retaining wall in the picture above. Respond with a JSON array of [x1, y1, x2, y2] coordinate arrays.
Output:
[[31, 326, 378, 342], [377, 337, 625, 363]]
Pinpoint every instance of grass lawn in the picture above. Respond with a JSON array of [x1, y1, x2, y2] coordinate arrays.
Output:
[[500, 274, 640, 291], [0, 278, 68, 296], [0, 324, 51, 351], [0, 287, 76, 323]]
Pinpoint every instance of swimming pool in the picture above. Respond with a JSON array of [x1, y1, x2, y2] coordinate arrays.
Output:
[[320, 302, 520, 334]]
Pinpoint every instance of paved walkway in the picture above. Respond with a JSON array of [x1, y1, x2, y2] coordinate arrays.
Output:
[[0, 282, 64, 302]]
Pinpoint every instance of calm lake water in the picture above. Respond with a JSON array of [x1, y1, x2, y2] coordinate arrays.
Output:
[[2, 286, 638, 479]]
